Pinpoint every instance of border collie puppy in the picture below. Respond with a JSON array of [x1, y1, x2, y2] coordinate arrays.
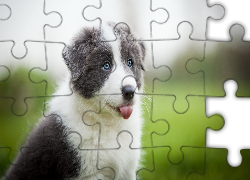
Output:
[[4, 23, 146, 180]]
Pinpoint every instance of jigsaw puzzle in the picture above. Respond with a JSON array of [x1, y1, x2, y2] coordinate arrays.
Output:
[[1, 0, 250, 179]]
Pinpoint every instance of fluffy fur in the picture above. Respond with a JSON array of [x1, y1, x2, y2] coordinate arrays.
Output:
[[3, 23, 146, 180]]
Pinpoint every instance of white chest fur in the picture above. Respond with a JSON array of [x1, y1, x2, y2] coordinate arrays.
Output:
[[49, 86, 143, 180]]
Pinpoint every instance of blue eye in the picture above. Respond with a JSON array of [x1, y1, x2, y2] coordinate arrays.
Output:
[[103, 62, 111, 70], [127, 59, 133, 68]]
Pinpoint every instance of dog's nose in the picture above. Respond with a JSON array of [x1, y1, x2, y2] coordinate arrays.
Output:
[[122, 86, 135, 100]]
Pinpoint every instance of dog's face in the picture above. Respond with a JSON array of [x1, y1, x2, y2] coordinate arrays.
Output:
[[63, 23, 146, 119]]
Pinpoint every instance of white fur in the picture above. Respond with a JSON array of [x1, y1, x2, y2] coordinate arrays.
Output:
[[48, 24, 144, 180]]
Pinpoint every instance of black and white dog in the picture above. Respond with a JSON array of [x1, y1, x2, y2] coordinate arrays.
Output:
[[4, 23, 146, 180]]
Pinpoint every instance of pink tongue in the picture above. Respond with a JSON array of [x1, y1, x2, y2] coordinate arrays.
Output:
[[119, 105, 133, 119]]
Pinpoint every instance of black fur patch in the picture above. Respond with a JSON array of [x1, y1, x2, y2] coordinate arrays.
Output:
[[63, 23, 146, 98], [115, 24, 146, 89], [3, 114, 81, 180], [63, 27, 114, 98]]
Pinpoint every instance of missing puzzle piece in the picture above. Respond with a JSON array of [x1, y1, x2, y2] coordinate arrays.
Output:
[[206, 80, 250, 167]]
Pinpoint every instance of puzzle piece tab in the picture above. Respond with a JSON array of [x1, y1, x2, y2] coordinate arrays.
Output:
[[0, 4, 11, 21]]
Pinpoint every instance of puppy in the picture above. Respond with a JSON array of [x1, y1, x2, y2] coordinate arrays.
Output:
[[4, 23, 146, 180]]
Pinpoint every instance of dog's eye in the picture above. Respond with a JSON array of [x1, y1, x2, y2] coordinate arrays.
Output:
[[103, 62, 111, 70], [127, 58, 133, 68]]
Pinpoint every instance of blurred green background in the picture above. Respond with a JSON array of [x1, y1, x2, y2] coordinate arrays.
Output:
[[1, 40, 250, 179]]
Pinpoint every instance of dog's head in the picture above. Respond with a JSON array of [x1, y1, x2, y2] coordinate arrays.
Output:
[[63, 23, 146, 119]]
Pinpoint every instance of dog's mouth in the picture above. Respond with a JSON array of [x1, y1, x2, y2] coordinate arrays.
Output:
[[106, 104, 133, 120], [119, 105, 133, 119]]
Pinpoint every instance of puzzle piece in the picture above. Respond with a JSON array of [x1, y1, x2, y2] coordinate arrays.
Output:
[[153, 22, 205, 113], [141, 41, 171, 95], [187, 148, 250, 179], [98, 132, 138, 180], [0, 97, 44, 176], [1, 94, 105, 178], [42, 118, 115, 180], [0, 41, 47, 115], [0, 4, 11, 21], [2, 114, 85, 179], [67, 102, 101, 150], [30, 43, 71, 96], [187, 24, 250, 97], [43, 103, 115, 179], [45, 0, 99, 44], [0, 0, 61, 58], [81, 94, 143, 149], [83, 0, 168, 40], [208, 0, 250, 40], [137, 146, 205, 179], [206, 80, 250, 167], [137, 95, 169, 148], [152, 95, 224, 164], [152, 0, 225, 39]]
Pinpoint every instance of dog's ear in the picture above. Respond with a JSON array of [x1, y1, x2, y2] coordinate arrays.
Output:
[[62, 45, 83, 81], [139, 41, 146, 61], [138, 41, 146, 71], [63, 27, 102, 81]]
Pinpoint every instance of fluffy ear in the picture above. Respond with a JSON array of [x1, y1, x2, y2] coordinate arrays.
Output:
[[139, 41, 146, 61], [139, 41, 146, 71], [62, 45, 83, 82], [62, 27, 101, 81]]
